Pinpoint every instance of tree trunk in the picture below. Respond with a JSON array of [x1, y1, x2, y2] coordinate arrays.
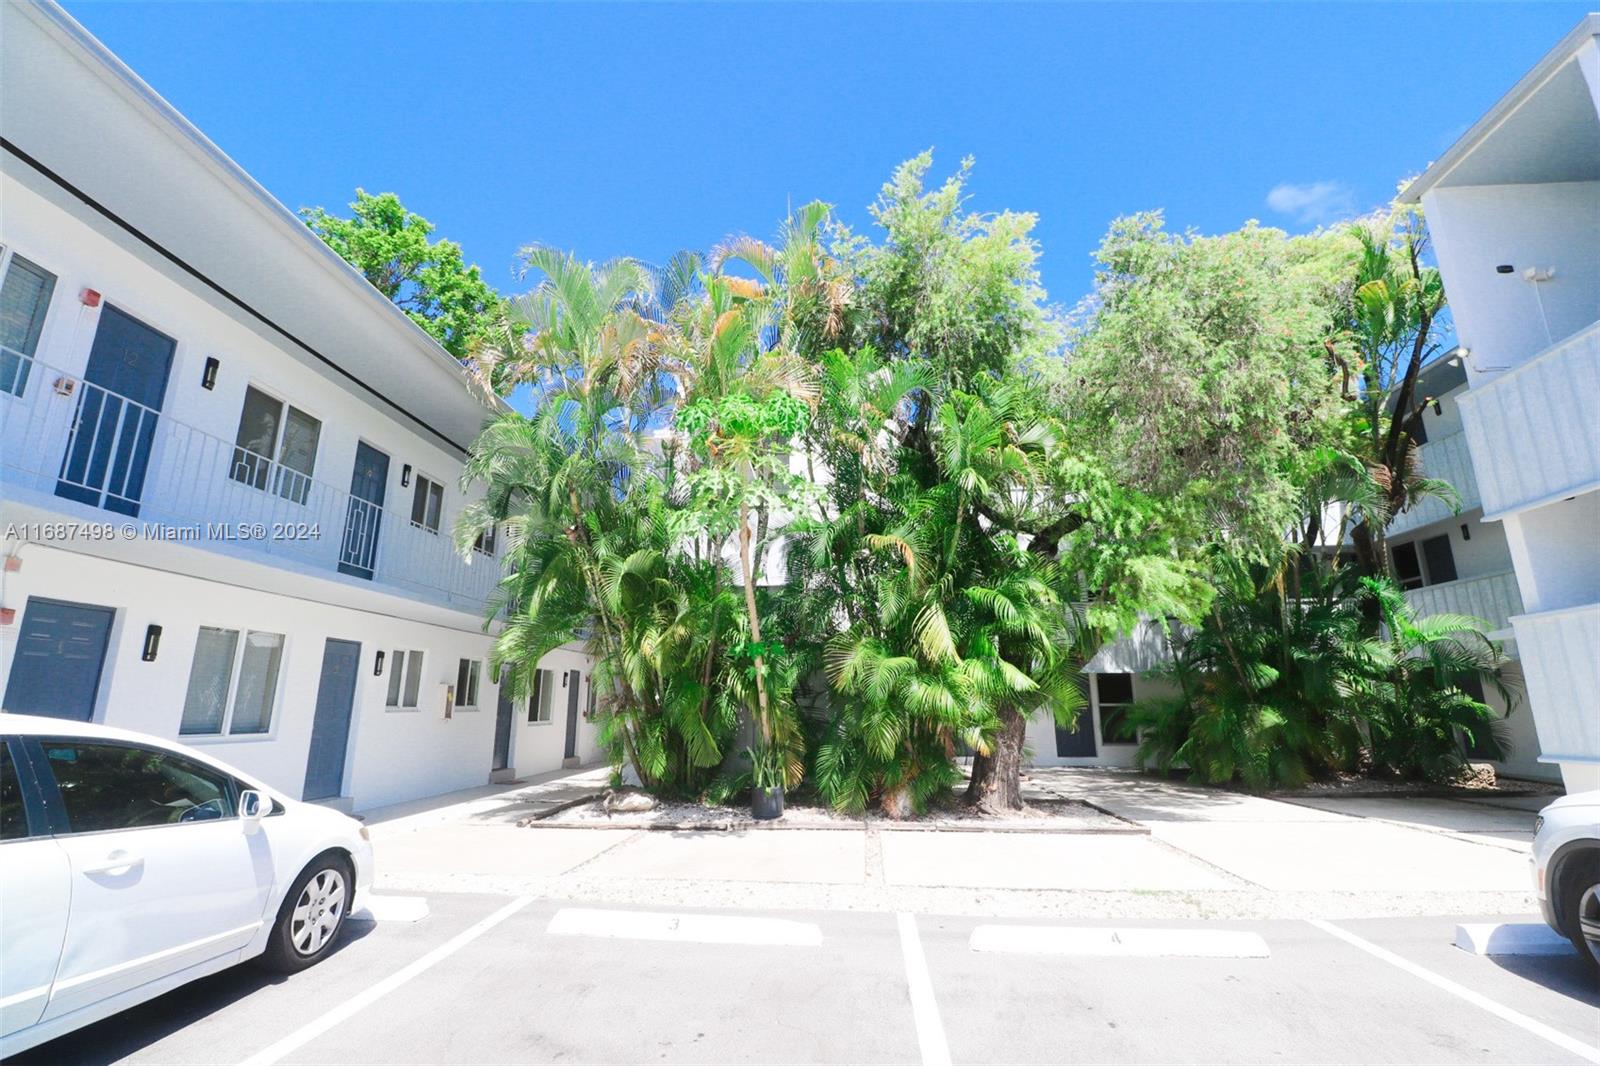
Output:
[[964, 706, 1028, 812], [736, 476, 772, 747]]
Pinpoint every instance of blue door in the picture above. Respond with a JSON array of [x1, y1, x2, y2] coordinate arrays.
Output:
[[338, 443, 389, 579], [492, 680, 514, 771], [303, 639, 361, 801], [2, 598, 115, 721], [56, 306, 176, 517], [1054, 674, 1096, 758], [563, 670, 581, 760]]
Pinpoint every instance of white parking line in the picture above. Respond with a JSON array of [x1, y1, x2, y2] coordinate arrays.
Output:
[[896, 913, 951, 1066], [1308, 919, 1600, 1065], [237, 895, 533, 1066], [547, 907, 822, 946], [970, 925, 1269, 958]]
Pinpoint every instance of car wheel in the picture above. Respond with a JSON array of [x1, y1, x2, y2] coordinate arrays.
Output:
[[263, 853, 352, 973], [1559, 855, 1600, 975]]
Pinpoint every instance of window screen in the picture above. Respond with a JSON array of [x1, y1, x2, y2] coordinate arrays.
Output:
[[179, 627, 240, 735], [0, 254, 56, 396]]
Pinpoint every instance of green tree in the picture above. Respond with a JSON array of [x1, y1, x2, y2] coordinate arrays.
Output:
[[1063, 212, 1353, 560], [1363, 578, 1517, 782], [1329, 205, 1455, 579], [671, 271, 818, 790], [302, 189, 504, 360]]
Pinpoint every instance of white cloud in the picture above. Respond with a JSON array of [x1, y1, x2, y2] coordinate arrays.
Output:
[[1265, 181, 1357, 227]]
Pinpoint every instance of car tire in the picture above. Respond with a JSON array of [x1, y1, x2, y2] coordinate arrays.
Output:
[[1558, 853, 1600, 975], [263, 851, 354, 973]]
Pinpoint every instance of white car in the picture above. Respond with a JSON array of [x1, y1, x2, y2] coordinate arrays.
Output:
[[0, 714, 374, 1058], [1532, 789, 1600, 972]]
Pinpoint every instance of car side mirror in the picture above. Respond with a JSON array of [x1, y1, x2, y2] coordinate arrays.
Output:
[[239, 789, 265, 835]]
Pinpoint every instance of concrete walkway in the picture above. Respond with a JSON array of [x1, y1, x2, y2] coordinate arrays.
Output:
[[365, 765, 1545, 921], [361, 764, 610, 838]]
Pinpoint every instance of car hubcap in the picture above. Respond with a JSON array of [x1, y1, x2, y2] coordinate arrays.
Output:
[[1579, 883, 1600, 963], [290, 868, 346, 956]]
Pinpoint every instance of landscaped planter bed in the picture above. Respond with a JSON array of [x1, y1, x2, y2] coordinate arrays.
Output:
[[525, 795, 1143, 834]]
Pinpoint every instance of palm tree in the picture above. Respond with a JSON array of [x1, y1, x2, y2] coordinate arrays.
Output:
[[1329, 210, 1454, 579], [670, 271, 817, 787], [813, 380, 1085, 814], [1362, 578, 1519, 782], [1127, 557, 1373, 790], [458, 250, 691, 788]]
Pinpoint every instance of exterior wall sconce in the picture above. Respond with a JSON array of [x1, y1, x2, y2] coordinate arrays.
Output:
[[0, 607, 14, 627], [141, 624, 163, 662], [441, 683, 455, 719], [374, 649, 385, 676], [202, 356, 219, 391], [401, 464, 412, 488], [79, 287, 102, 307]]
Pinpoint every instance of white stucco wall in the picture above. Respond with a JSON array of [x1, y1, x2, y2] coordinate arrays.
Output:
[[1423, 181, 1600, 378], [1502, 493, 1600, 614], [0, 170, 497, 614], [0, 545, 598, 811], [1021, 674, 1172, 769]]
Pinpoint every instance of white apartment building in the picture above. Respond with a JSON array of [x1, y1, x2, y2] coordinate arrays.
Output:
[[1402, 13, 1600, 792], [0, 0, 600, 811], [1382, 357, 1556, 782]]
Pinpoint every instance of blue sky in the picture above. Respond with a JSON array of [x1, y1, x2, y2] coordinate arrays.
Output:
[[64, 1, 1593, 310]]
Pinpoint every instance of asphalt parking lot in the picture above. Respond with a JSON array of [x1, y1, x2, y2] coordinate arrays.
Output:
[[20, 895, 1599, 1066]]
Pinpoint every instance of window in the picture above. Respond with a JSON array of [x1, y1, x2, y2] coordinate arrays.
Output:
[[529, 668, 554, 723], [1405, 409, 1428, 446], [1391, 542, 1425, 591], [473, 524, 497, 557], [411, 475, 444, 533], [386, 649, 425, 709], [1096, 673, 1136, 745], [230, 386, 322, 504], [455, 659, 482, 708], [43, 742, 235, 832], [179, 627, 285, 735], [1420, 533, 1457, 585], [1, 743, 30, 841], [0, 251, 57, 397]]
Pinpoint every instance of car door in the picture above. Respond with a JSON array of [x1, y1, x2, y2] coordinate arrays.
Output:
[[0, 738, 70, 1038], [31, 738, 276, 1020]]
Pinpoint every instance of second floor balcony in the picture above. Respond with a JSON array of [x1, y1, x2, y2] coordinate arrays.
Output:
[[0, 350, 503, 616], [1458, 322, 1600, 520], [1402, 569, 1524, 638], [1388, 430, 1481, 537]]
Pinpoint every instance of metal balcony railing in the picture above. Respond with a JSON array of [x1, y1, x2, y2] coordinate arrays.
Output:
[[0, 349, 502, 614]]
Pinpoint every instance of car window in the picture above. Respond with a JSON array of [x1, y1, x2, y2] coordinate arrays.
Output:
[[43, 742, 236, 833], [1, 743, 28, 841]]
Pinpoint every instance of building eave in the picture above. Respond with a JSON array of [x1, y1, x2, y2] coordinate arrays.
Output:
[[1401, 13, 1600, 204], [7, 0, 511, 452]]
